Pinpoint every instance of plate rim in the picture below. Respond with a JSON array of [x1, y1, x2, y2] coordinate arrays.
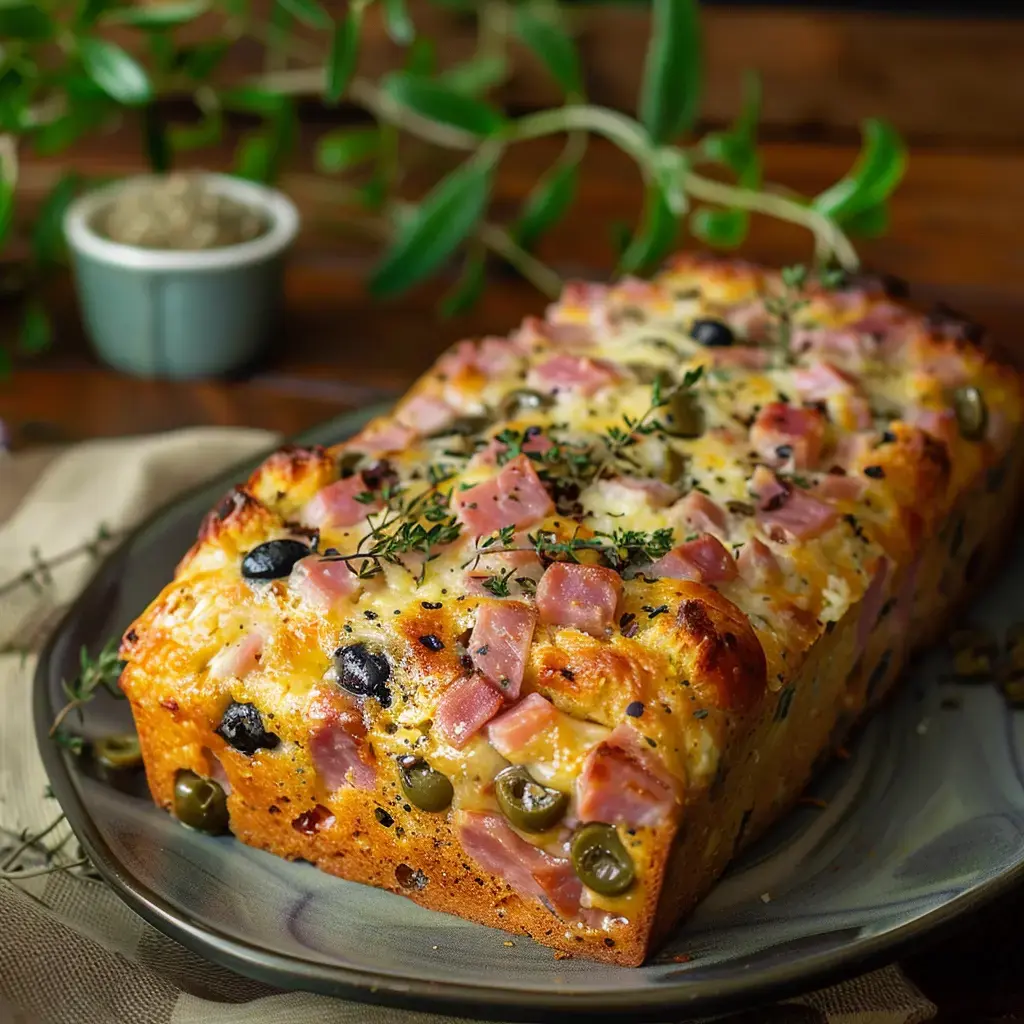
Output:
[[31, 408, 1024, 1021]]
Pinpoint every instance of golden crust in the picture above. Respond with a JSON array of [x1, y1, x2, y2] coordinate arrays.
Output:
[[120, 253, 1023, 966]]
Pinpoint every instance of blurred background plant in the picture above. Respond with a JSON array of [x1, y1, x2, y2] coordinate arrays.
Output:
[[0, 0, 907, 374]]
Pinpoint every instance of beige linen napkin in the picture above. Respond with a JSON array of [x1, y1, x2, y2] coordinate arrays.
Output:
[[0, 429, 937, 1024]]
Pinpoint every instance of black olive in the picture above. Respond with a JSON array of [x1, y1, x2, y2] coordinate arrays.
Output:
[[498, 388, 554, 420], [953, 386, 988, 442], [689, 318, 734, 347], [398, 755, 454, 812], [93, 733, 142, 770], [215, 700, 280, 755], [494, 765, 568, 833], [334, 643, 392, 707], [663, 388, 704, 438], [173, 769, 229, 834], [570, 822, 636, 896], [362, 459, 399, 492], [337, 450, 364, 478], [241, 539, 310, 580]]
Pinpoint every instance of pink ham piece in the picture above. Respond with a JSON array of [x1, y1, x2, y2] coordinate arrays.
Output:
[[487, 693, 560, 758], [438, 337, 522, 379], [289, 555, 359, 612], [856, 557, 891, 654], [208, 629, 264, 681], [648, 534, 737, 584], [470, 600, 537, 700], [350, 420, 417, 454], [791, 362, 859, 403], [536, 563, 623, 637], [434, 675, 504, 749], [526, 354, 621, 397], [736, 537, 781, 586], [750, 402, 826, 470], [790, 326, 871, 367], [459, 811, 582, 918], [396, 394, 456, 436], [546, 281, 610, 329], [576, 725, 680, 830], [306, 690, 375, 791], [751, 465, 839, 542], [813, 472, 866, 504], [517, 316, 594, 349], [670, 491, 729, 535], [301, 474, 380, 531], [906, 406, 958, 445], [708, 345, 773, 370], [471, 430, 553, 468], [454, 454, 554, 537], [614, 276, 669, 306]]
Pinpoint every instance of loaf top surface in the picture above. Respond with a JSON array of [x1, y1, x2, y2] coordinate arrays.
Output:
[[120, 253, 1023, 927]]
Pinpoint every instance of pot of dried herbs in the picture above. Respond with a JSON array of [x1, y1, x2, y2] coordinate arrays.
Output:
[[63, 173, 298, 378]]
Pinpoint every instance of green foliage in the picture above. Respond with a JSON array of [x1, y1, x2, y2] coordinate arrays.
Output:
[[0, 0, 907, 366]]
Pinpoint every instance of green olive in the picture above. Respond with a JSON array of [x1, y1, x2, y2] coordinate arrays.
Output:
[[494, 765, 568, 833], [398, 756, 454, 812], [429, 415, 491, 439], [498, 388, 553, 420], [953, 386, 988, 442], [570, 822, 636, 896], [337, 450, 364, 478], [660, 447, 688, 486], [662, 388, 704, 439], [173, 769, 229, 834], [93, 733, 142, 771]]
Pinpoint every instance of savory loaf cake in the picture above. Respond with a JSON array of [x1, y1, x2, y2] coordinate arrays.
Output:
[[119, 253, 1024, 966]]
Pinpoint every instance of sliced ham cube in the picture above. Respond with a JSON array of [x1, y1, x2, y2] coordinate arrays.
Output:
[[517, 316, 594, 348], [546, 280, 610, 330], [791, 361, 859, 402], [471, 430, 553, 468], [301, 474, 380, 530], [454, 455, 553, 537], [576, 724, 680, 830], [459, 811, 582, 918], [469, 600, 537, 700], [487, 693, 560, 758], [708, 345, 773, 370], [750, 402, 826, 470], [526, 354, 621, 397], [670, 491, 729, 535], [434, 676, 504, 749], [208, 629, 264, 681], [649, 534, 737, 584], [396, 394, 456, 436], [290, 555, 359, 612], [751, 465, 838, 542], [536, 563, 623, 637], [813, 472, 866, 504], [790, 326, 871, 367], [438, 337, 522, 379], [306, 690, 375, 791], [350, 420, 418, 454], [736, 537, 782, 586]]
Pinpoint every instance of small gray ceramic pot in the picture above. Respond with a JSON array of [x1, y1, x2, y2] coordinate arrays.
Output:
[[64, 173, 300, 379]]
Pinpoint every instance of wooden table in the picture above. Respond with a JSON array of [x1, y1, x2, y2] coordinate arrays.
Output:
[[4, 131, 1024, 1021]]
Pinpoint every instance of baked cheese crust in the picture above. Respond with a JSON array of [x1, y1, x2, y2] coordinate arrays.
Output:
[[120, 254, 1024, 965]]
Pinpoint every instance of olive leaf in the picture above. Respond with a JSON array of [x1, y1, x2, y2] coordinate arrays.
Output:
[[813, 118, 907, 223], [32, 174, 79, 269], [436, 56, 509, 98], [325, 8, 362, 105], [405, 37, 436, 77], [639, 0, 701, 144], [234, 133, 274, 183], [691, 71, 761, 248], [382, 0, 415, 45], [277, 0, 331, 31], [370, 155, 495, 297], [78, 38, 153, 106], [180, 41, 228, 80], [619, 183, 677, 275], [383, 73, 506, 137], [142, 105, 171, 172], [0, 3, 52, 40], [440, 247, 487, 317], [513, 157, 578, 251], [514, 7, 582, 97], [101, 1, 210, 28], [219, 86, 287, 117], [19, 301, 51, 355], [316, 127, 380, 173], [169, 106, 223, 152]]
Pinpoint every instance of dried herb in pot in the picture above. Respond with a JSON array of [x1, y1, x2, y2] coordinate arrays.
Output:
[[94, 175, 267, 251]]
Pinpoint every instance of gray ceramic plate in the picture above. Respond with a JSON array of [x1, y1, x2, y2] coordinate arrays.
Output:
[[35, 408, 1024, 1022]]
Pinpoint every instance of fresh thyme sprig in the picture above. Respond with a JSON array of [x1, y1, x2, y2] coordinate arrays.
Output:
[[763, 265, 845, 364], [0, 524, 121, 601], [49, 638, 125, 753], [0, 810, 90, 882]]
